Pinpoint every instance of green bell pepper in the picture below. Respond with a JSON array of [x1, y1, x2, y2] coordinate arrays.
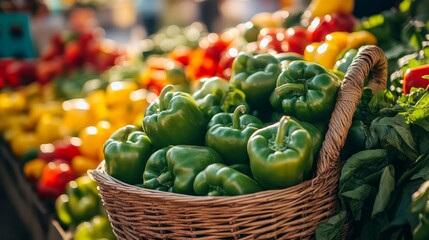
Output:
[[205, 105, 263, 165], [412, 180, 429, 240], [274, 60, 341, 122], [74, 215, 116, 240], [192, 77, 230, 100], [193, 163, 262, 196], [275, 52, 304, 70], [143, 85, 207, 148], [269, 53, 304, 112], [143, 145, 223, 195], [192, 77, 249, 119], [230, 52, 281, 111], [248, 116, 314, 189], [340, 120, 370, 160], [270, 114, 325, 160], [334, 48, 358, 74], [55, 175, 102, 227], [103, 125, 154, 185], [294, 118, 324, 162]]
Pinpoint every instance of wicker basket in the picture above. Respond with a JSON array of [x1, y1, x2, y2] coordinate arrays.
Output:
[[90, 45, 388, 240]]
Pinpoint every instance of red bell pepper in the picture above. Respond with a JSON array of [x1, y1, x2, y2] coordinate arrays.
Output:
[[4, 60, 38, 87], [53, 137, 82, 162], [403, 64, 429, 94], [37, 160, 76, 199], [0, 59, 14, 89], [217, 47, 239, 80], [188, 33, 231, 80], [38, 137, 81, 163], [257, 26, 310, 55], [307, 12, 357, 42]]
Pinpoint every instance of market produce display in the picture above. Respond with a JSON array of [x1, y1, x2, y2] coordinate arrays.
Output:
[[1, 0, 429, 239]]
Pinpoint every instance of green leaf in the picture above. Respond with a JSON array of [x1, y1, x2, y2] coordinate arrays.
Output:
[[340, 149, 388, 185], [368, 90, 395, 115], [372, 165, 395, 217], [316, 211, 348, 240], [342, 184, 373, 220], [361, 213, 389, 240], [378, 180, 422, 239], [369, 115, 418, 161], [410, 154, 429, 181], [398, 154, 429, 187], [338, 150, 388, 221]]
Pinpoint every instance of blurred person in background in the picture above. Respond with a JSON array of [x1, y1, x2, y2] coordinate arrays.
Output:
[[198, 0, 220, 32], [217, 0, 280, 31], [137, 0, 162, 36], [161, 0, 199, 28]]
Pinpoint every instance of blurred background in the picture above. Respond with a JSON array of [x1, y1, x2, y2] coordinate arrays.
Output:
[[1, 0, 310, 52]]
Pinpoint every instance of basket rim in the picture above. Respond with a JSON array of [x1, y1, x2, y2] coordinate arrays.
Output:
[[90, 159, 338, 201]]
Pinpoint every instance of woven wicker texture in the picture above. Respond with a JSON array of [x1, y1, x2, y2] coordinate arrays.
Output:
[[91, 45, 388, 240]]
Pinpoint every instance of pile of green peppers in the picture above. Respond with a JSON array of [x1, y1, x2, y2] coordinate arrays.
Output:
[[102, 52, 342, 195], [55, 175, 115, 239]]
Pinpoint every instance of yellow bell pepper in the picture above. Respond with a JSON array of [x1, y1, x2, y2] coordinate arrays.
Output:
[[128, 88, 154, 122], [305, 0, 354, 18], [86, 90, 109, 122], [106, 105, 131, 129], [78, 120, 114, 161], [346, 30, 378, 49], [28, 101, 63, 126], [303, 42, 321, 63], [23, 158, 47, 183], [105, 80, 139, 108], [251, 12, 285, 28], [0, 113, 33, 132], [304, 42, 344, 69], [325, 32, 349, 50], [36, 113, 67, 144], [71, 155, 100, 176], [3, 126, 23, 143], [10, 130, 40, 158], [62, 98, 92, 136], [304, 31, 376, 69], [0, 91, 26, 113]]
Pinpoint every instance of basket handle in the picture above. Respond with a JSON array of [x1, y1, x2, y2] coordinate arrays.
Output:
[[316, 45, 388, 176]]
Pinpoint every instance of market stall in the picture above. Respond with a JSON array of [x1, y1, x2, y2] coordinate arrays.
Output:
[[0, 0, 428, 239]]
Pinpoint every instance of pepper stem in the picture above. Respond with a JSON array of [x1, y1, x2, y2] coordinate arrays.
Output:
[[118, 125, 135, 141], [274, 116, 290, 147], [158, 85, 174, 111], [275, 83, 305, 97], [232, 105, 246, 129]]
